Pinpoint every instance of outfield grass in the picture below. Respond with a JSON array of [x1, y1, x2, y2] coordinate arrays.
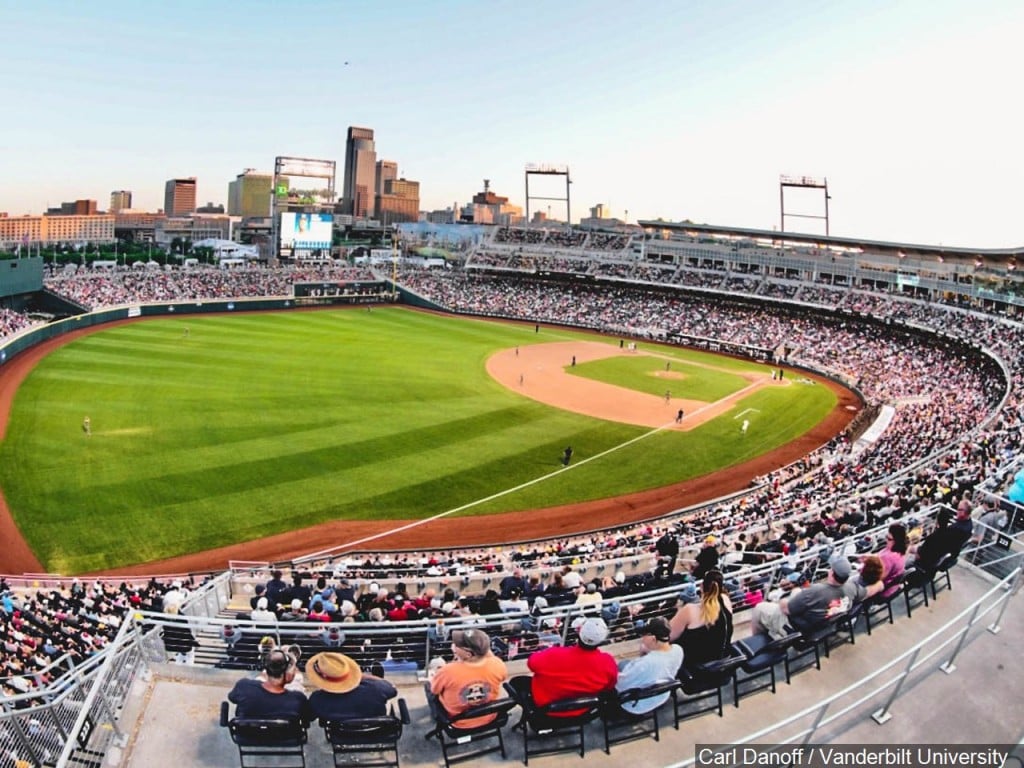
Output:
[[0, 308, 836, 573]]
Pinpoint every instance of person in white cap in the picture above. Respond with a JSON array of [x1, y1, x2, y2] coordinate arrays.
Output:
[[250, 597, 277, 624], [510, 617, 617, 714]]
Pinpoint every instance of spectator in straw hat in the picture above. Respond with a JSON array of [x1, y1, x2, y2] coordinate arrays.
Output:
[[428, 628, 508, 728], [306, 651, 396, 721]]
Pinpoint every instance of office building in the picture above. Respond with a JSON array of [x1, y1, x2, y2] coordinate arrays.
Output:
[[0, 214, 115, 246], [376, 178, 420, 225], [164, 177, 197, 216], [47, 200, 98, 216], [110, 191, 133, 212], [460, 180, 522, 225], [228, 170, 273, 218], [342, 127, 376, 218], [375, 160, 397, 196]]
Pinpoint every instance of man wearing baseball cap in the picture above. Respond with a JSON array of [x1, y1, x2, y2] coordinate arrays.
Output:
[[750, 555, 883, 640], [512, 617, 617, 715], [306, 651, 397, 721], [614, 616, 683, 714], [428, 628, 508, 728]]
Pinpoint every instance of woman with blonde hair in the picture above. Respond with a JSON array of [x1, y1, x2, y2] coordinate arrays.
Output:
[[669, 569, 733, 675]]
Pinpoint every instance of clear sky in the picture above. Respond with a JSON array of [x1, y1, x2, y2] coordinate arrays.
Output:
[[4, 0, 1022, 248]]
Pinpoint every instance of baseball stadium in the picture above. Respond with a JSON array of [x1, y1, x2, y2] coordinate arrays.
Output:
[[0, 222, 1021, 767]]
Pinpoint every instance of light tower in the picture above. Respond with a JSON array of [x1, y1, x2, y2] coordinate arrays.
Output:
[[525, 165, 571, 224]]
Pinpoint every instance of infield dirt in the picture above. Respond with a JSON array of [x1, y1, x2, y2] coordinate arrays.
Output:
[[0, 316, 860, 576]]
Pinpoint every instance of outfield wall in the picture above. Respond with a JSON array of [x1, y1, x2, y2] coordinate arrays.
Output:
[[0, 293, 392, 367]]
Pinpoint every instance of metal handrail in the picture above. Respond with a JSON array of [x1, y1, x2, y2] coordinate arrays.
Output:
[[664, 563, 1023, 768]]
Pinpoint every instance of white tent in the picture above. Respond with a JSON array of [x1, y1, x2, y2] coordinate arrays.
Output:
[[192, 239, 260, 261]]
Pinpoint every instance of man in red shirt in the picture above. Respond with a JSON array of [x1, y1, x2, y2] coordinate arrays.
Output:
[[512, 617, 618, 715]]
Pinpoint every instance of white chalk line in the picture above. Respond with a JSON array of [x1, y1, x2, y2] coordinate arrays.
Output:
[[295, 418, 681, 564]]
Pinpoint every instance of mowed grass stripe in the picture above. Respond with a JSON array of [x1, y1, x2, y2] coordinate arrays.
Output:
[[0, 307, 837, 572]]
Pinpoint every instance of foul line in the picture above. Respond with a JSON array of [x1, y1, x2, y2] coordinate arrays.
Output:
[[294, 419, 680, 564]]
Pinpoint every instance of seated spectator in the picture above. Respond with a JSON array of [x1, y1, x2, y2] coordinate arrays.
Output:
[[249, 583, 267, 611], [228, 647, 311, 722], [613, 617, 682, 714], [975, 501, 1008, 543], [307, 600, 332, 622], [877, 523, 908, 597], [857, 555, 884, 588], [499, 568, 527, 599], [264, 570, 288, 608], [477, 590, 501, 616], [750, 556, 882, 639], [498, 588, 529, 614], [428, 628, 508, 728], [560, 567, 583, 591], [250, 597, 277, 624], [574, 582, 603, 613], [307, 651, 396, 721], [908, 507, 972, 574], [279, 599, 308, 622], [510, 617, 617, 714], [669, 570, 733, 675], [692, 536, 720, 579]]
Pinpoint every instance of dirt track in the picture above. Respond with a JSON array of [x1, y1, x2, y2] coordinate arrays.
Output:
[[0, 313, 861, 576]]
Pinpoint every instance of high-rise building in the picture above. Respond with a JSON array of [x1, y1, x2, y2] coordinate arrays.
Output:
[[228, 170, 273, 217], [47, 200, 98, 216], [375, 160, 397, 196], [342, 127, 376, 218], [110, 190, 133, 212], [164, 177, 197, 216], [376, 178, 421, 225], [461, 180, 522, 225]]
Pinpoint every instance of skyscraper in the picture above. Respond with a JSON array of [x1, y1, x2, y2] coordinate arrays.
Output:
[[164, 177, 197, 216], [110, 190, 133, 212], [375, 160, 397, 197], [342, 127, 376, 218], [228, 170, 273, 217]]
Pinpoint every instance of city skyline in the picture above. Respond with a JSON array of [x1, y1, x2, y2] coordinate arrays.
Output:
[[4, 1, 1023, 247]]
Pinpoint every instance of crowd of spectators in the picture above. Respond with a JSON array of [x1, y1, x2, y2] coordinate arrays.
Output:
[[2, 248, 1022, 701], [41, 264, 378, 312], [0, 308, 39, 339], [0, 576, 199, 704]]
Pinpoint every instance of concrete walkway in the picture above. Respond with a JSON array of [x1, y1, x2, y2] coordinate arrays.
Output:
[[118, 567, 1022, 768]]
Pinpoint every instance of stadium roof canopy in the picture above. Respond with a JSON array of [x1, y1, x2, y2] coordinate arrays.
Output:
[[639, 220, 1024, 261]]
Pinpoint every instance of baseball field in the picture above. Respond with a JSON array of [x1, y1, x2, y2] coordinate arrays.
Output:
[[0, 307, 849, 574]]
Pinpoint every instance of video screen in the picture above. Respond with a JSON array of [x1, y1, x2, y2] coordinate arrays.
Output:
[[279, 212, 333, 250]]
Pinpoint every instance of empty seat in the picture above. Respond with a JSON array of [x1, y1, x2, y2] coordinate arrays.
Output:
[[674, 655, 746, 721], [731, 633, 801, 705], [319, 698, 410, 768]]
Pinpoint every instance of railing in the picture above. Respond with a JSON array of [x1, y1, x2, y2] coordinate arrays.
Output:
[[0, 515, 1015, 768], [0, 617, 142, 768], [664, 563, 1023, 768]]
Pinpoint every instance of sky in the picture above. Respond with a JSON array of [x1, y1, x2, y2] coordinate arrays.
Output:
[[4, 0, 1023, 248]]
